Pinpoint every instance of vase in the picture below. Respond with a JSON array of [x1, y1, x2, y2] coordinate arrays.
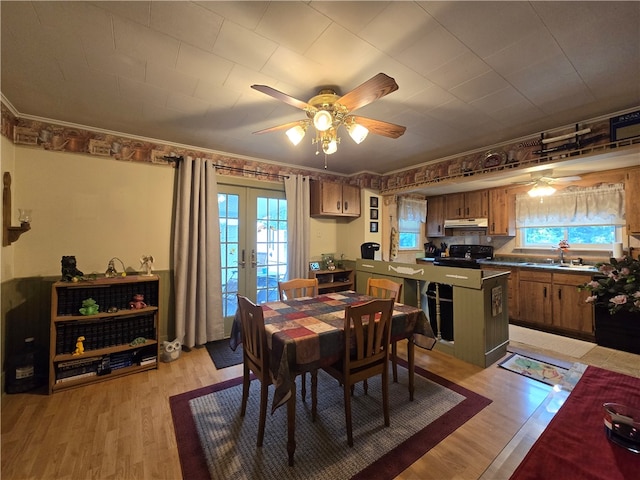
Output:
[[594, 305, 640, 354]]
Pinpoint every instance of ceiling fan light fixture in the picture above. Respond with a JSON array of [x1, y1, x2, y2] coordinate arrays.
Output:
[[347, 123, 369, 144], [313, 110, 333, 131], [528, 180, 556, 197], [285, 124, 307, 146]]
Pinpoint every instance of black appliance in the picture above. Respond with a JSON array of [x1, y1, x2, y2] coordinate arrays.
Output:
[[433, 244, 494, 269], [360, 242, 380, 260]]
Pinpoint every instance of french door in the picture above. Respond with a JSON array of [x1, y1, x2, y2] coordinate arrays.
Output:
[[218, 184, 288, 335]]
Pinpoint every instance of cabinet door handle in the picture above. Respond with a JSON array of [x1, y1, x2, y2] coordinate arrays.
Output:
[[344, 201, 348, 211], [337, 201, 341, 211], [543, 286, 547, 298], [558, 288, 562, 300]]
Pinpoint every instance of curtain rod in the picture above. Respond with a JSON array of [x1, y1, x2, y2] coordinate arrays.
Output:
[[164, 156, 289, 180]]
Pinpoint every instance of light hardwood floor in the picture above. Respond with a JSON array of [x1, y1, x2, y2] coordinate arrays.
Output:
[[2, 330, 638, 480]]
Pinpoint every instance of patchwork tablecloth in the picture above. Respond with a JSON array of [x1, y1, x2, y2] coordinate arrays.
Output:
[[231, 291, 436, 411]]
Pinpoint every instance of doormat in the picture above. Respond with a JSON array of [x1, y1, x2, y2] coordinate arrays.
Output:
[[205, 338, 243, 369], [499, 353, 569, 387]]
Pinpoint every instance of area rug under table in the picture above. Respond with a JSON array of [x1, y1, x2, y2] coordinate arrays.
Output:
[[170, 360, 491, 480]]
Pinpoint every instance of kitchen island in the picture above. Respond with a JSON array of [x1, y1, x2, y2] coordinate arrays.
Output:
[[356, 259, 510, 368]]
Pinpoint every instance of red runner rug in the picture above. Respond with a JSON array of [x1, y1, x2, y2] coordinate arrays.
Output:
[[510, 366, 640, 480], [170, 360, 490, 479]]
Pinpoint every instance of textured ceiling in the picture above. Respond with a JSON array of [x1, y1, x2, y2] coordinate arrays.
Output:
[[1, 1, 639, 176]]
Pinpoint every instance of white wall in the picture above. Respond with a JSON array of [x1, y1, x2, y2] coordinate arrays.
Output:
[[11, 146, 175, 277]]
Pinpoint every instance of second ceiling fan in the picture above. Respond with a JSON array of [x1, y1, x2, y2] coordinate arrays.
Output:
[[251, 73, 406, 165]]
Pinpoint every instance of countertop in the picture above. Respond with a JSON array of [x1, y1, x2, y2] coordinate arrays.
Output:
[[417, 257, 598, 274]]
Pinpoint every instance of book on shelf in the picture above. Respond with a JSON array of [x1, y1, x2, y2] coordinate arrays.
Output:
[[140, 356, 157, 366], [55, 371, 97, 384]]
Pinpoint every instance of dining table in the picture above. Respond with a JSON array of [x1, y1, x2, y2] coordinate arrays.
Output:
[[230, 290, 437, 466]]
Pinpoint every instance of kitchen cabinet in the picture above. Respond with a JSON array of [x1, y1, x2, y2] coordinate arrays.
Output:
[[310, 180, 361, 217], [518, 270, 553, 327], [625, 168, 640, 234], [488, 188, 515, 236], [444, 190, 488, 219], [516, 269, 594, 337], [426, 196, 445, 237], [552, 273, 594, 335]]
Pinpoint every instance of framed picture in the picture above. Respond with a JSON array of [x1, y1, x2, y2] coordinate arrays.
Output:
[[370, 208, 378, 219], [370, 221, 378, 233], [370, 196, 378, 208], [309, 261, 320, 271]]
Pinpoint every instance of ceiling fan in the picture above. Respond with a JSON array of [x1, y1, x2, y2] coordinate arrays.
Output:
[[518, 169, 582, 197], [251, 73, 406, 167]]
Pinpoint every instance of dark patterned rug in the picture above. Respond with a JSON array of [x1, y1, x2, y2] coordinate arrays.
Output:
[[205, 338, 242, 369], [170, 360, 491, 479]]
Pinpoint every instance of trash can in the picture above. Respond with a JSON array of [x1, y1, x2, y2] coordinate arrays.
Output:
[[426, 282, 454, 341], [360, 242, 380, 260]]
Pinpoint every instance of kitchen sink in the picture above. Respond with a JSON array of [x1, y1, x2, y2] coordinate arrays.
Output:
[[558, 264, 597, 270]]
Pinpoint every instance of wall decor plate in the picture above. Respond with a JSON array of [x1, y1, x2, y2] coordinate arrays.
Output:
[[483, 151, 506, 169]]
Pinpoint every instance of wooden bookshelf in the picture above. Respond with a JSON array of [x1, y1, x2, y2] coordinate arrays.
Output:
[[49, 275, 160, 394], [308, 268, 355, 294]]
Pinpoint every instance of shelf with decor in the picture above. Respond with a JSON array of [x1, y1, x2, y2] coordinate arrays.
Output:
[[49, 275, 160, 394], [308, 268, 355, 294]]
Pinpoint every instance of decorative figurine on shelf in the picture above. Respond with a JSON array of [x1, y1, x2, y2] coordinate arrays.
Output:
[[61, 256, 84, 281], [72, 336, 86, 356], [105, 257, 126, 278], [129, 294, 147, 309], [139, 254, 154, 276], [79, 298, 99, 316]]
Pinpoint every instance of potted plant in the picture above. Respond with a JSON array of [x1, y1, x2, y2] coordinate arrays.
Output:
[[579, 255, 640, 353]]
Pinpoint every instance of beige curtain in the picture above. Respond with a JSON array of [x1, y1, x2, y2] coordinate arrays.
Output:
[[284, 174, 310, 279], [516, 183, 625, 227], [173, 157, 223, 348]]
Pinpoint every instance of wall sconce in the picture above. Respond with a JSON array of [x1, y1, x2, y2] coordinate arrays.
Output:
[[3, 172, 31, 246]]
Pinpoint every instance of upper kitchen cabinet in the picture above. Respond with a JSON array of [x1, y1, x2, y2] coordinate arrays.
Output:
[[445, 190, 488, 219], [426, 196, 445, 237], [625, 168, 640, 234], [310, 180, 361, 218], [488, 188, 515, 236]]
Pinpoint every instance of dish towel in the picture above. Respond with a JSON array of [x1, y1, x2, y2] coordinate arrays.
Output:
[[390, 226, 398, 261]]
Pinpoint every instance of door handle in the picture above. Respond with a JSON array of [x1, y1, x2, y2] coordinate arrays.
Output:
[[239, 249, 246, 268], [251, 249, 257, 268], [344, 201, 348, 211], [543, 286, 547, 298]]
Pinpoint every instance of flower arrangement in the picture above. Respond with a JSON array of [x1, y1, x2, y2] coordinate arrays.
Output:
[[580, 255, 640, 314]]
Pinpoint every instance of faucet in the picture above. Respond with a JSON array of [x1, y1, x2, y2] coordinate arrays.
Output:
[[559, 249, 565, 264]]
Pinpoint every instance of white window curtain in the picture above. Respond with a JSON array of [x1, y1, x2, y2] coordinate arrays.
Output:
[[398, 197, 427, 223], [284, 174, 310, 280], [516, 183, 625, 227], [173, 157, 224, 348]]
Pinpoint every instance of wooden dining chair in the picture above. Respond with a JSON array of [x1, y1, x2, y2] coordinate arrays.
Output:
[[322, 298, 394, 446], [236, 295, 273, 447], [278, 278, 319, 300], [366, 277, 403, 383], [277, 277, 319, 413]]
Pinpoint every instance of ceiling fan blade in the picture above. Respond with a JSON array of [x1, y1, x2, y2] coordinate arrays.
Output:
[[350, 116, 406, 139], [253, 120, 307, 135], [336, 73, 399, 112], [251, 85, 314, 111], [546, 175, 582, 183]]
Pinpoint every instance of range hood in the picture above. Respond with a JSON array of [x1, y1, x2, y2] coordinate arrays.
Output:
[[444, 218, 488, 228]]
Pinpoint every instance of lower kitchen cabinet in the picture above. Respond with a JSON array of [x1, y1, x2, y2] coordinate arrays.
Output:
[[516, 269, 594, 338]]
